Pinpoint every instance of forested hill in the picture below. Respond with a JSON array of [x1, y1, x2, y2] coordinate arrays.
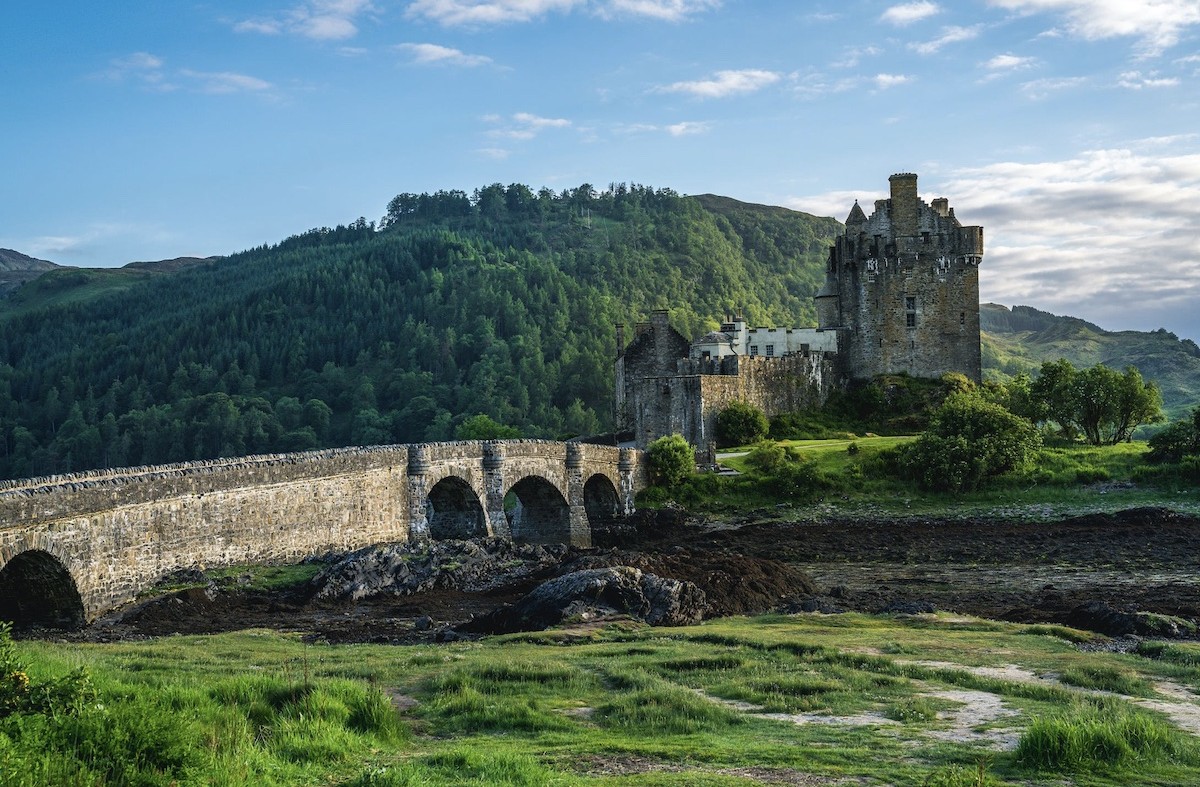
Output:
[[981, 303, 1200, 420], [0, 184, 840, 480]]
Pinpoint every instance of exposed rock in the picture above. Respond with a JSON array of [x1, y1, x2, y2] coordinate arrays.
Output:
[[309, 538, 570, 602], [881, 600, 938, 615], [460, 566, 707, 634], [1065, 600, 1198, 638]]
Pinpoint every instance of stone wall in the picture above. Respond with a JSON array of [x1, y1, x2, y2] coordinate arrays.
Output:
[[624, 352, 839, 452], [0, 440, 646, 623]]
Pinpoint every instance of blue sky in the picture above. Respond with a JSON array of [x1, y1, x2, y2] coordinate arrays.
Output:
[[3, 0, 1199, 340]]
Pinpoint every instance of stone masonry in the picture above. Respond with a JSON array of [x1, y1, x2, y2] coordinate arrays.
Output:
[[0, 440, 647, 626], [616, 173, 983, 451]]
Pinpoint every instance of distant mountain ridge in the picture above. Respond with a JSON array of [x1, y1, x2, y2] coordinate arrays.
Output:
[[0, 248, 60, 297], [981, 303, 1200, 419], [0, 190, 1196, 481]]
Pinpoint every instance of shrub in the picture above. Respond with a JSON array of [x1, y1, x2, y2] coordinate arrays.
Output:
[[893, 393, 1041, 492], [715, 401, 768, 447], [645, 434, 694, 488]]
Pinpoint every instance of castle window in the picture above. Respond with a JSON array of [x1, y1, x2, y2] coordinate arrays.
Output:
[[905, 296, 916, 310], [960, 312, 965, 326], [765, 344, 775, 357], [905, 296, 917, 329], [749, 345, 759, 357], [906, 313, 916, 328]]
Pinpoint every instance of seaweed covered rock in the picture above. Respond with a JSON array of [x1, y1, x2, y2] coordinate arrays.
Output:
[[461, 566, 707, 634]]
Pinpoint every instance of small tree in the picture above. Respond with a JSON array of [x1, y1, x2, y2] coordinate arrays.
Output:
[[646, 434, 695, 487], [1030, 359, 1163, 445], [455, 414, 521, 440], [715, 401, 768, 447], [896, 392, 1042, 492]]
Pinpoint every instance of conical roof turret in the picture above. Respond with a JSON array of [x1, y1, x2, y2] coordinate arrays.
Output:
[[845, 200, 867, 227]]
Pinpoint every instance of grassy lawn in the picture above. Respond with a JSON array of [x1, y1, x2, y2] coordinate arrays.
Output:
[[9, 613, 1200, 785]]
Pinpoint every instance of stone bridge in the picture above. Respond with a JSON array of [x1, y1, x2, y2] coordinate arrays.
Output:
[[0, 440, 647, 629]]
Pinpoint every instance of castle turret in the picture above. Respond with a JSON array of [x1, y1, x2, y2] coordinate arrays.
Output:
[[818, 172, 983, 382], [889, 172, 919, 239]]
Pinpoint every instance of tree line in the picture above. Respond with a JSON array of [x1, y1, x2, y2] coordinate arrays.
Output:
[[0, 183, 839, 480]]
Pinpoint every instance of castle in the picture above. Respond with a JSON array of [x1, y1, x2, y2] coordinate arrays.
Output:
[[615, 173, 984, 450]]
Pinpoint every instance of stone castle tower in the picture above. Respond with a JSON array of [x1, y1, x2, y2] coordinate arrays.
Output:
[[816, 173, 984, 381]]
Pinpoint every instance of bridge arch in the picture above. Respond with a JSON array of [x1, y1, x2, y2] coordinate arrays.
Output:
[[0, 549, 86, 631], [506, 475, 571, 545], [426, 475, 488, 540], [583, 472, 621, 530]]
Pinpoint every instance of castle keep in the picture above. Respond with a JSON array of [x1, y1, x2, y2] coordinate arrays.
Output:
[[616, 173, 984, 450]]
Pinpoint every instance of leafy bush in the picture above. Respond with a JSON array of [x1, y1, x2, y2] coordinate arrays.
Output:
[[1147, 408, 1200, 463], [890, 392, 1041, 492], [716, 401, 768, 447], [645, 434, 695, 488]]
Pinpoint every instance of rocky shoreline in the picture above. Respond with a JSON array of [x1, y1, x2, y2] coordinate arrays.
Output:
[[67, 506, 1200, 644]]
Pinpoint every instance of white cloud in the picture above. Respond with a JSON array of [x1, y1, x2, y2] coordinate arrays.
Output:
[[947, 147, 1200, 335], [985, 53, 1037, 71], [987, 0, 1200, 57], [615, 120, 711, 135], [784, 144, 1200, 338], [873, 73, 914, 89], [485, 112, 572, 140], [406, 0, 583, 25], [881, 1, 940, 26], [1117, 70, 1181, 88], [658, 69, 781, 98], [99, 52, 174, 90], [1019, 75, 1088, 98], [179, 70, 275, 94], [478, 147, 511, 159], [831, 45, 882, 69], [396, 43, 494, 66], [910, 24, 983, 54], [235, 0, 377, 40], [602, 0, 721, 21], [666, 120, 710, 135], [404, 0, 717, 25]]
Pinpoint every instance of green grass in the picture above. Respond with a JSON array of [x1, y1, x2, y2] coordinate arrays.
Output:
[[670, 436, 1200, 520], [8, 612, 1200, 785]]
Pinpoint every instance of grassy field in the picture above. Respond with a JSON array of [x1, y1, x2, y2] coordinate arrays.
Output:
[[9, 613, 1200, 785], [695, 437, 1200, 521]]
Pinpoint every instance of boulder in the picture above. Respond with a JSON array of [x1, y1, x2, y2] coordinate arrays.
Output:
[[461, 566, 708, 634]]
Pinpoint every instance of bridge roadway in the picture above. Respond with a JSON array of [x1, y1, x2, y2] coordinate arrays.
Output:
[[0, 439, 646, 629]]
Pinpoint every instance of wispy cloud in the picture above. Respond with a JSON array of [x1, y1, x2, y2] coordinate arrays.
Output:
[[98, 52, 175, 91], [657, 69, 781, 98], [910, 24, 983, 54], [987, 0, 1200, 57], [179, 70, 275, 94], [395, 43, 494, 66], [1116, 70, 1180, 88], [1019, 75, 1088, 98], [785, 142, 1200, 338], [831, 45, 882, 69], [873, 73, 914, 89], [484, 112, 572, 140], [405, 0, 718, 26], [601, 0, 721, 21], [235, 0, 377, 41], [618, 120, 711, 135], [881, 1, 940, 26], [99, 54, 273, 96], [985, 53, 1038, 72]]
